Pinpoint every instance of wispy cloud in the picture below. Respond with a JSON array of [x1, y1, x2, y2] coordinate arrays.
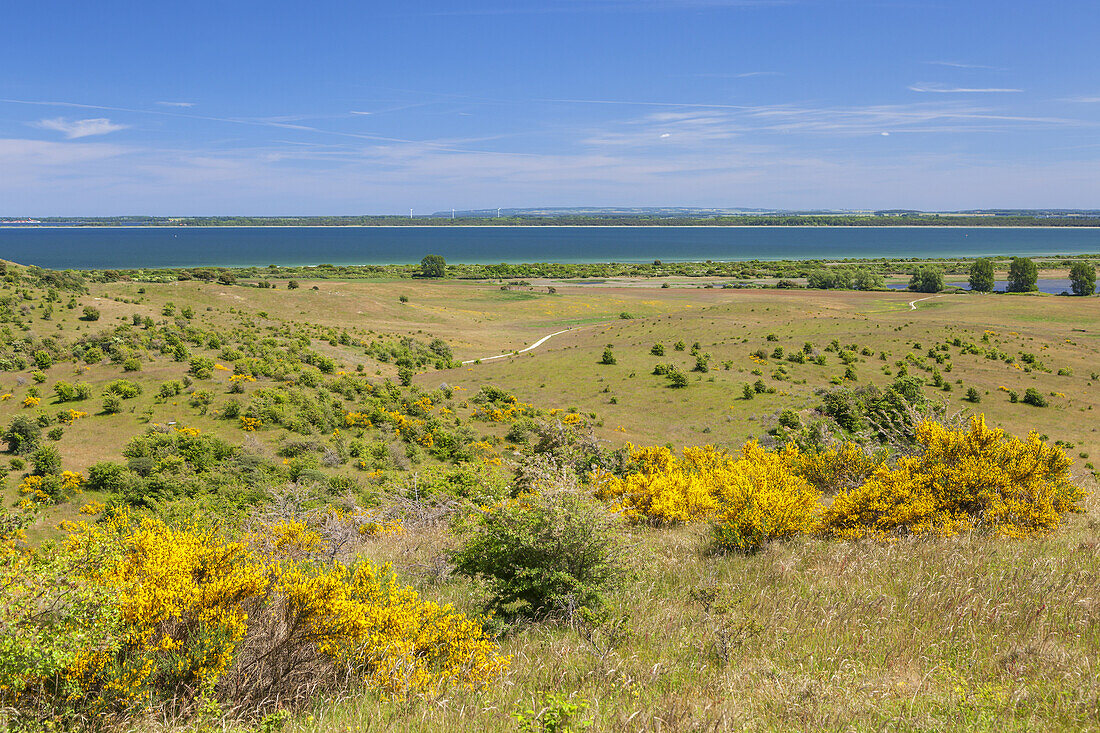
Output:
[[156, 101, 194, 107], [909, 82, 1022, 94], [410, 0, 792, 16], [1063, 96, 1100, 103], [2, 97, 530, 156], [675, 71, 783, 78], [924, 61, 1006, 71], [31, 117, 129, 138]]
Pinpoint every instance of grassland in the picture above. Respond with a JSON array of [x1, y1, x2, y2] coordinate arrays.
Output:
[[2, 262, 1099, 731]]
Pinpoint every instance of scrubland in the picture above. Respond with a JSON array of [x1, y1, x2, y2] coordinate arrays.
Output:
[[1, 261, 1098, 732]]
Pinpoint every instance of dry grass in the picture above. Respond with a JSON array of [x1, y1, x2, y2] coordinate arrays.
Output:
[[196, 487, 1100, 733]]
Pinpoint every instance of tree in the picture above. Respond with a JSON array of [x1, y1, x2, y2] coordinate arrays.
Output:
[[287, 280, 300, 289], [1007, 257, 1038, 292], [80, 305, 101, 321], [968, 258, 995, 292], [1069, 261, 1096, 296], [420, 254, 446, 278], [908, 267, 943, 293], [852, 269, 884, 290]]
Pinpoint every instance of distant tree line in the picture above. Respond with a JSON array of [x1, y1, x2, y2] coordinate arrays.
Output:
[[18, 214, 1100, 228]]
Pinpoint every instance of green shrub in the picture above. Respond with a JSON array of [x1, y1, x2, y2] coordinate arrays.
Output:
[[3, 415, 41, 454], [104, 379, 142, 399], [452, 489, 627, 619], [1023, 388, 1047, 407]]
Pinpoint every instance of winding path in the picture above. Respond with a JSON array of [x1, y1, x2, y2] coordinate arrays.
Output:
[[461, 327, 578, 365], [908, 295, 946, 310]]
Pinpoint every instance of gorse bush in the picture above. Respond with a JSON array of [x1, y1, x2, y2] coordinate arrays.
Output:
[[595, 443, 821, 553], [597, 416, 1086, 550], [3, 511, 509, 727], [709, 442, 822, 553], [824, 415, 1085, 539]]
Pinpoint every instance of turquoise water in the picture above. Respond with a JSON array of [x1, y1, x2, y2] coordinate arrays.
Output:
[[0, 226, 1098, 269]]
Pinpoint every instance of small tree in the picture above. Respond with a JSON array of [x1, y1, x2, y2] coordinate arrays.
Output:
[[968, 258, 995, 292], [420, 254, 446, 278], [1069, 261, 1096, 296], [1007, 257, 1038, 292], [80, 306, 101, 321], [600, 346, 616, 365], [908, 268, 943, 293], [287, 280, 300, 289]]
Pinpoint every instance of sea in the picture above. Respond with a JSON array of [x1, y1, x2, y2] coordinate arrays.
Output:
[[0, 225, 1098, 270]]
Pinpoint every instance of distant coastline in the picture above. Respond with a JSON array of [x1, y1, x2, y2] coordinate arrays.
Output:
[[3, 224, 1100, 231]]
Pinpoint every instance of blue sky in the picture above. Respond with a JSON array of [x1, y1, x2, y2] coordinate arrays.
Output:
[[2, 0, 1098, 215]]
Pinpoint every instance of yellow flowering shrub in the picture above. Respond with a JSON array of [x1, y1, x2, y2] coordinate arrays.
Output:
[[594, 445, 725, 524], [824, 415, 1086, 539], [595, 443, 820, 551], [22, 396, 40, 408], [6, 513, 508, 723], [710, 442, 822, 553], [599, 416, 1085, 548], [792, 442, 884, 493], [62, 409, 89, 425]]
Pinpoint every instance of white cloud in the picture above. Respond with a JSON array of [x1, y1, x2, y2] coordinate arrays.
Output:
[[31, 117, 129, 138], [924, 61, 1006, 71], [156, 101, 194, 107], [909, 82, 1022, 94], [1063, 96, 1100, 103]]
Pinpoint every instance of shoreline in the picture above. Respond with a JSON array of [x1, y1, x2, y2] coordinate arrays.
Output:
[[3, 224, 1100, 230]]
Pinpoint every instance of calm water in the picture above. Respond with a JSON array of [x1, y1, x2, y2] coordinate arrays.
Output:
[[889, 279, 1077, 295], [1, 226, 1098, 269]]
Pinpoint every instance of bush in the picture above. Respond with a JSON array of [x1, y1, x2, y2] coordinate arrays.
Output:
[[452, 489, 627, 619], [710, 443, 822, 553], [103, 379, 142, 399], [600, 346, 616, 365], [4, 516, 509, 726], [189, 355, 215, 379], [122, 357, 141, 372], [1023, 387, 1048, 407], [31, 445, 62, 476], [665, 366, 688, 388], [965, 386, 981, 403], [80, 306, 100, 321], [3, 414, 41, 454], [824, 416, 1083, 539]]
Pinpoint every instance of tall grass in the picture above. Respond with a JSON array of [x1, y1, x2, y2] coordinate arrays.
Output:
[[251, 487, 1100, 733]]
